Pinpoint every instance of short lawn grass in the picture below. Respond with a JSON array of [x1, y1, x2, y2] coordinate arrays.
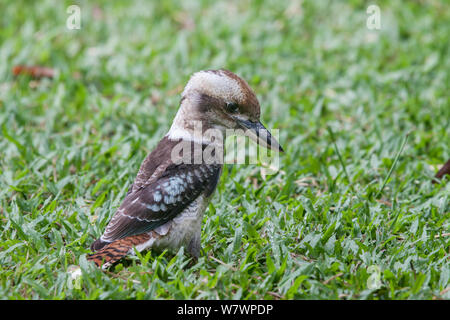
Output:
[[0, 0, 449, 299]]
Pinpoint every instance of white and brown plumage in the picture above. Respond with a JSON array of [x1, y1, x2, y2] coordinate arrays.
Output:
[[88, 69, 283, 269]]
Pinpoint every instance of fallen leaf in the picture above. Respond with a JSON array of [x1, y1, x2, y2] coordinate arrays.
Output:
[[12, 65, 55, 79]]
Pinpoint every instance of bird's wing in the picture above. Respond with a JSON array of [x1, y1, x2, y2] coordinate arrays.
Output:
[[99, 162, 222, 243]]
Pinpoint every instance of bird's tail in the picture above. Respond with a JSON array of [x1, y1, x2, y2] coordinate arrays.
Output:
[[87, 233, 151, 268]]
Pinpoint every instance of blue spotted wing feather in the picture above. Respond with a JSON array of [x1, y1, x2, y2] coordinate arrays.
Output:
[[98, 163, 221, 244]]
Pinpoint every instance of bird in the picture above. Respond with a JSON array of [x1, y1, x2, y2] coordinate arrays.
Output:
[[87, 69, 283, 269]]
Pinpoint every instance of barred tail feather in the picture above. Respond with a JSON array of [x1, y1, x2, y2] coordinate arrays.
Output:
[[87, 234, 151, 268]]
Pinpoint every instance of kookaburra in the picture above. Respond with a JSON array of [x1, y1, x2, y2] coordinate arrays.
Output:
[[88, 69, 283, 269]]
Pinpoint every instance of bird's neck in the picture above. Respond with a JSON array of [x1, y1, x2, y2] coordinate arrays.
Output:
[[166, 99, 224, 148]]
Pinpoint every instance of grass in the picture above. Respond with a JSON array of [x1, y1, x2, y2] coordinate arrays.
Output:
[[0, 0, 449, 299]]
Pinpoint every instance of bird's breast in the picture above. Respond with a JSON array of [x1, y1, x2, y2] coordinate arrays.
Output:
[[137, 193, 209, 253]]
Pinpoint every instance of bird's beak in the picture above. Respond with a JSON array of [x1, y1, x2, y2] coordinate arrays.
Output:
[[234, 118, 284, 152]]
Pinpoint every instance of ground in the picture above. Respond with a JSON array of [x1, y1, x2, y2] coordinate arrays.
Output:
[[0, 0, 449, 299]]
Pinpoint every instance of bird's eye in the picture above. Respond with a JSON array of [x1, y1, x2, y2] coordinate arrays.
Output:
[[225, 102, 239, 113]]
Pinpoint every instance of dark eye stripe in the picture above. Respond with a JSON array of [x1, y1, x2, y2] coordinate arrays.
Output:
[[226, 102, 239, 113]]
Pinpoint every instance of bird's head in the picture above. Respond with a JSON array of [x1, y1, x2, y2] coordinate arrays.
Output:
[[169, 69, 283, 152]]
